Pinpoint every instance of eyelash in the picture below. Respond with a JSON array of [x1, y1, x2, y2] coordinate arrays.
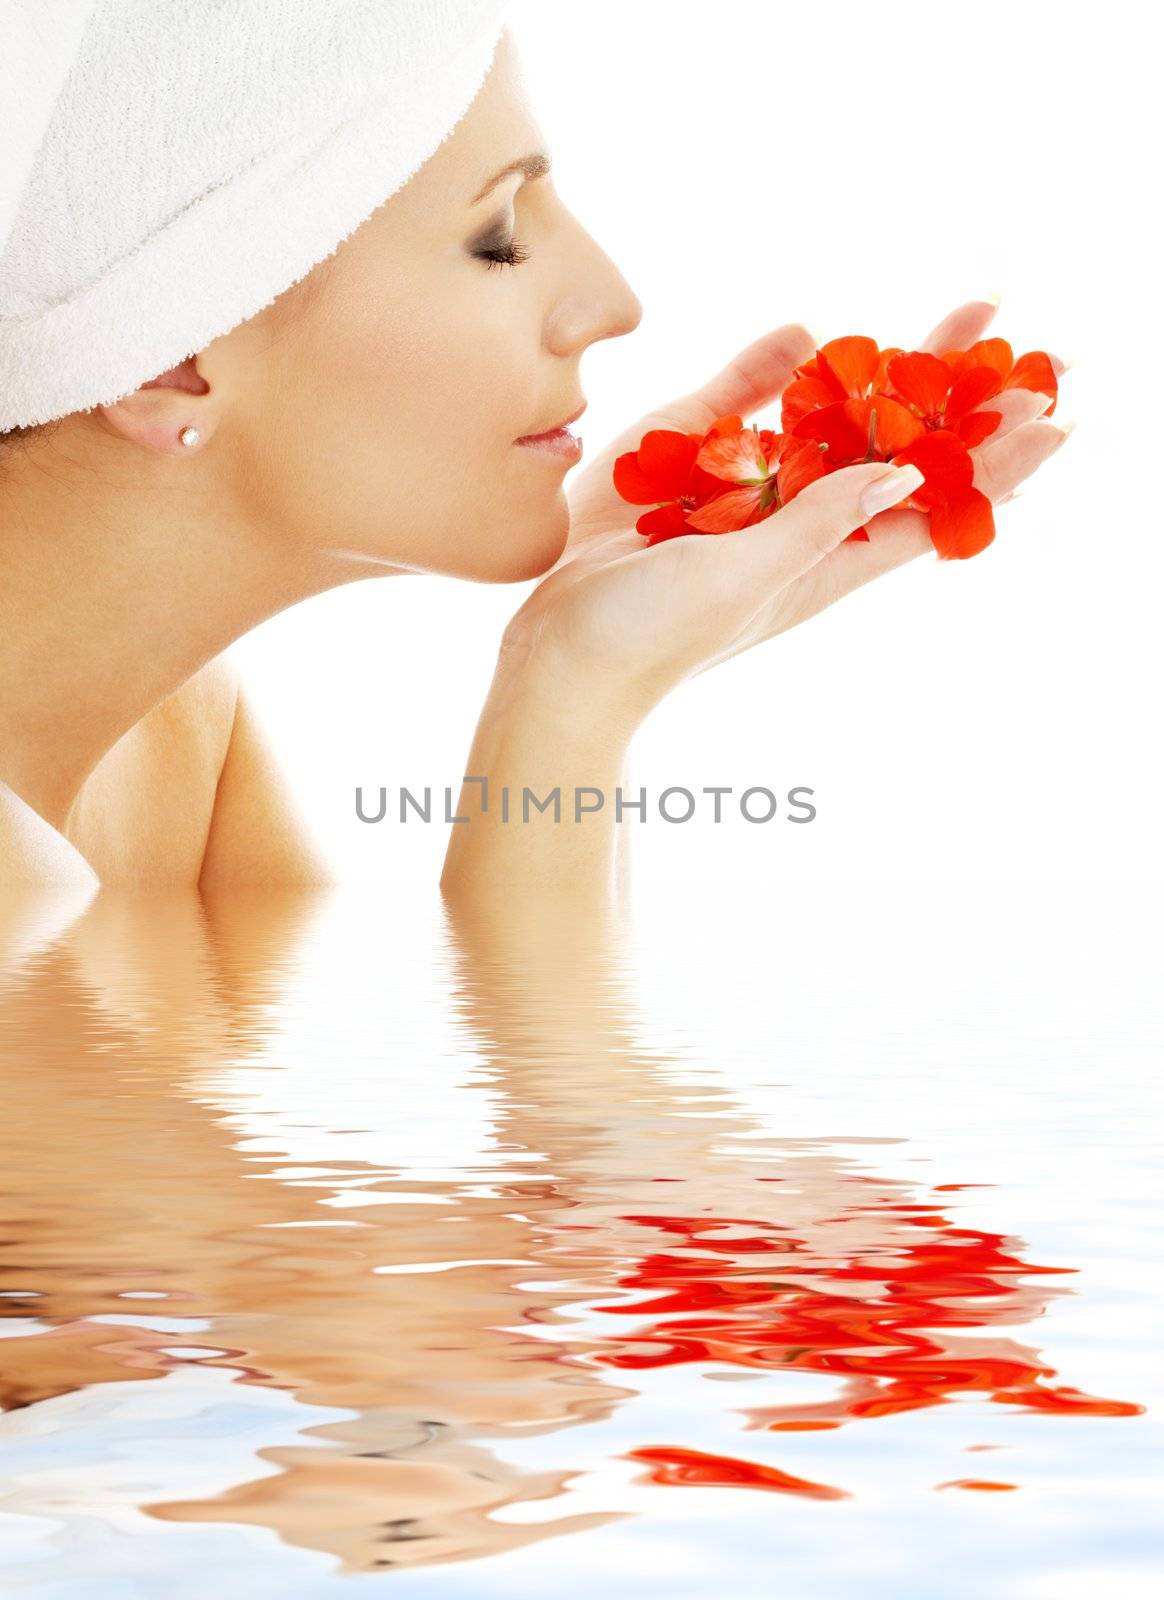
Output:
[[474, 233, 531, 270]]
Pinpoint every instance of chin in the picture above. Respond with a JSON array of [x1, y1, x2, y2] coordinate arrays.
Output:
[[471, 495, 570, 584]]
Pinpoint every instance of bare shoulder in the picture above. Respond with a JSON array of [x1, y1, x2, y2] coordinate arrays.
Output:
[[0, 659, 240, 890], [198, 671, 335, 889], [0, 780, 101, 890], [1, 654, 330, 889], [56, 653, 243, 887]]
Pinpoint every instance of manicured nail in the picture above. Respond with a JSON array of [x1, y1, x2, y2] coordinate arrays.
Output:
[[1053, 420, 1076, 442], [860, 464, 925, 518], [984, 291, 1002, 308]]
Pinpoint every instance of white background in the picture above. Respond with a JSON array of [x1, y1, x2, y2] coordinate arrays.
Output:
[[230, 0, 1161, 889]]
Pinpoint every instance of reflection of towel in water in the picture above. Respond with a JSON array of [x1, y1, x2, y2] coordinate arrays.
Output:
[[0, 0, 510, 431]]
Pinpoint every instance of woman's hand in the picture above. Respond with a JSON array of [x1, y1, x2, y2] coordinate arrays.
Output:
[[500, 298, 1070, 723], [443, 299, 1069, 918]]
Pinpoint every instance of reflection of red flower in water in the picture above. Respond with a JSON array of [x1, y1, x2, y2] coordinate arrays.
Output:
[[627, 1443, 850, 1501], [600, 1185, 1142, 1499]]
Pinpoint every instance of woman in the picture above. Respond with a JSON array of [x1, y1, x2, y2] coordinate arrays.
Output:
[[0, 3, 1068, 900]]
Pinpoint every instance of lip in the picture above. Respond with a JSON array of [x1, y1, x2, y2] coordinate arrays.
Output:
[[515, 402, 587, 444], [514, 426, 583, 462]]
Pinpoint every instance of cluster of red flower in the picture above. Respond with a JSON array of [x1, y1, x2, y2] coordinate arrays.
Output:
[[613, 335, 1058, 559]]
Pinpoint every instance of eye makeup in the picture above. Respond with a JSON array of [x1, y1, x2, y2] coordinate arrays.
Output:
[[468, 213, 531, 270]]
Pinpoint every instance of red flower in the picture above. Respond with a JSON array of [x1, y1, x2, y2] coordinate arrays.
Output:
[[686, 420, 827, 532], [613, 329, 1058, 561], [782, 332, 1056, 559], [946, 337, 1059, 420], [891, 429, 996, 560], [787, 395, 924, 543], [612, 414, 829, 545], [884, 350, 1005, 448], [612, 415, 745, 546], [781, 335, 904, 429]]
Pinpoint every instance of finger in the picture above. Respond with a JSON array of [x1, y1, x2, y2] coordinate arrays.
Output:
[[769, 420, 1073, 629], [784, 508, 935, 628], [689, 461, 925, 596], [974, 386, 1056, 441], [920, 298, 1000, 355], [921, 304, 1069, 382], [972, 418, 1072, 502], [664, 322, 818, 433]]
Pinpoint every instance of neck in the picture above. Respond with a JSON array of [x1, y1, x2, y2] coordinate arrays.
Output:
[[0, 438, 377, 832]]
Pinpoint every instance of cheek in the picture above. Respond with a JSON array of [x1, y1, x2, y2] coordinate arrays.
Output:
[[264, 286, 569, 580]]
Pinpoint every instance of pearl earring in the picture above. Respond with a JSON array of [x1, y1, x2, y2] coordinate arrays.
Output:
[[179, 426, 200, 448]]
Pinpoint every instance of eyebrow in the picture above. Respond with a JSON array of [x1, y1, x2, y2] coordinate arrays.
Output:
[[470, 151, 552, 206]]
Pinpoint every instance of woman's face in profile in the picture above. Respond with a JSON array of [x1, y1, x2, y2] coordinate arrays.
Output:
[[223, 27, 642, 584]]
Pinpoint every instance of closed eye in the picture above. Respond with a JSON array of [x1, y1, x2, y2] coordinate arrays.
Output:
[[473, 233, 531, 270]]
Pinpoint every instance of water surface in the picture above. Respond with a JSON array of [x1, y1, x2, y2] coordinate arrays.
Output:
[[0, 877, 1159, 1597]]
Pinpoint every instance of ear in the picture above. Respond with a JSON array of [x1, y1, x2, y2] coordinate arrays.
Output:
[[99, 354, 219, 456]]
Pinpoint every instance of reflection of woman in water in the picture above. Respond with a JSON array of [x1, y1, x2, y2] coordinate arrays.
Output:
[[0, 889, 1140, 1574], [0, 3, 1068, 899]]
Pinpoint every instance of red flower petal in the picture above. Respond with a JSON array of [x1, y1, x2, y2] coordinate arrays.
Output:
[[816, 336, 881, 398], [695, 427, 769, 484], [639, 503, 691, 543], [687, 484, 766, 532], [742, 494, 781, 528], [929, 487, 995, 560], [964, 338, 1014, 383], [874, 345, 906, 390], [846, 396, 925, 458], [705, 414, 745, 438], [947, 365, 1003, 421], [692, 462, 739, 500], [792, 401, 868, 462], [886, 351, 953, 419], [893, 429, 974, 502], [958, 410, 1003, 448], [775, 435, 829, 503], [614, 449, 667, 505], [781, 374, 839, 431], [1006, 351, 1058, 418], [638, 428, 702, 495]]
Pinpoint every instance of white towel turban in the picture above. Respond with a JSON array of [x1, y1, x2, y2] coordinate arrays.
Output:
[[0, 0, 511, 432]]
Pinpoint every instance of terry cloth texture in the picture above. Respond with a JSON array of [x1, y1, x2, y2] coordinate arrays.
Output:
[[0, 0, 510, 431]]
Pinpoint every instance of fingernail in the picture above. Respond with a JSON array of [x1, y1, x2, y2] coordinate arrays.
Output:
[[860, 464, 925, 518], [984, 291, 1002, 308], [1053, 419, 1076, 443]]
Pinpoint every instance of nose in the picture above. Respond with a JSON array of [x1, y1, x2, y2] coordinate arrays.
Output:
[[543, 213, 643, 358]]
